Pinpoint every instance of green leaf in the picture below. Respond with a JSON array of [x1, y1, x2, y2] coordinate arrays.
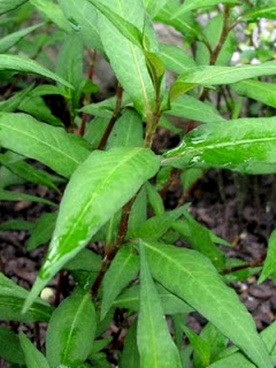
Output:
[[120, 321, 140, 368], [241, 6, 276, 21], [132, 205, 187, 239], [232, 80, 276, 108], [168, 95, 224, 123], [106, 108, 144, 149], [0, 327, 25, 365], [143, 0, 170, 17], [0, 23, 43, 53], [137, 243, 182, 368], [162, 117, 276, 175], [0, 219, 33, 231], [0, 273, 52, 322], [145, 181, 165, 215], [114, 283, 194, 315], [101, 245, 139, 319], [29, 0, 71, 31], [19, 332, 50, 368], [0, 0, 27, 14], [94, 0, 155, 117], [173, 0, 240, 17], [46, 288, 96, 368], [0, 189, 56, 207], [24, 147, 160, 311], [0, 113, 90, 178], [142, 240, 272, 368], [0, 54, 73, 88], [88, 0, 143, 48], [182, 212, 225, 270], [159, 43, 197, 74], [0, 152, 60, 192], [178, 61, 276, 86], [59, 0, 103, 51], [27, 212, 57, 250], [259, 230, 276, 283], [182, 325, 210, 367]]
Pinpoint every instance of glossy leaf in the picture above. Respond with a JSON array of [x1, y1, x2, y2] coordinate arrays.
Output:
[[0, 54, 72, 88], [94, 0, 155, 117], [24, 147, 160, 311], [0, 327, 25, 365], [0, 0, 27, 14], [59, 0, 103, 51], [145, 181, 165, 215], [232, 80, 276, 108], [178, 62, 276, 86], [114, 283, 194, 315], [241, 6, 276, 21], [0, 113, 90, 178], [173, 0, 240, 17], [0, 273, 52, 322], [142, 240, 272, 368], [101, 246, 139, 319], [137, 243, 182, 368], [168, 95, 224, 123], [46, 288, 96, 367], [0, 23, 43, 53], [162, 117, 276, 175], [19, 332, 50, 368], [182, 325, 210, 367], [259, 230, 276, 283], [29, 0, 71, 31]]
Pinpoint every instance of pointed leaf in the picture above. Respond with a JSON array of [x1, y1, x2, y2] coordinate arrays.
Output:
[[0, 0, 27, 15], [179, 62, 276, 86], [137, 243, 182, 368], [19, 332, 50, 368], [160, 43, 197, 74], [163, 117, 276, 175], [24, 147, 160, 311], [94, 0, 155, 117], [101, 245, 139, 319], [0, 328, 24, 365], [120, 321, 140, 368], [0, 54, 72, 88], [168, 95, 224, 123], [0, 273, 52, 322], [46, 288, 96, 367], [259, 230, 276, 283], [232, 80, 276, 108], [29, 0, 71, 32], [59, 0, 103, 51], [88, 0, 143, 48], [0, 23, 43, 53], [173, 0, 240, 17], [182, 325, 210, 367], [0, 113, 90, 178], [0, 189, 56, 207], [143, 240, 272, 368]]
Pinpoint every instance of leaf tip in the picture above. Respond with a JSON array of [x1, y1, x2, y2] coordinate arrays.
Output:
[[22, 277, 47, 314]]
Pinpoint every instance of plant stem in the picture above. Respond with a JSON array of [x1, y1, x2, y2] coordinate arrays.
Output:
[[98, 83, 123, 149]]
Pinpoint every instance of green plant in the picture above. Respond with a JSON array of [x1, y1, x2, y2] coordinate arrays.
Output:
[[0, 0, 276, 367]]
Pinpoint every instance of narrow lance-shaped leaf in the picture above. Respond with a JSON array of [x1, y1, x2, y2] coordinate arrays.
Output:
[[137, 243, 182, 368], [19, 332, 50, 368], [162, 117, 276, 175], [0, 24, 43, 53], [178, 62, 276, 86], [0, 113, 90, 178], [24, 147, 160, 311], [46, 288, 96, 368], [172, 0, 240, 18], [0, 0, 27, 15], [142, 240, 272, 368], [232, 80, 276, 108], [101, 245, 139, 319], [259, 230, 276, 283], [0, 54, 72, 88], [92, 0, 155, 117]]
